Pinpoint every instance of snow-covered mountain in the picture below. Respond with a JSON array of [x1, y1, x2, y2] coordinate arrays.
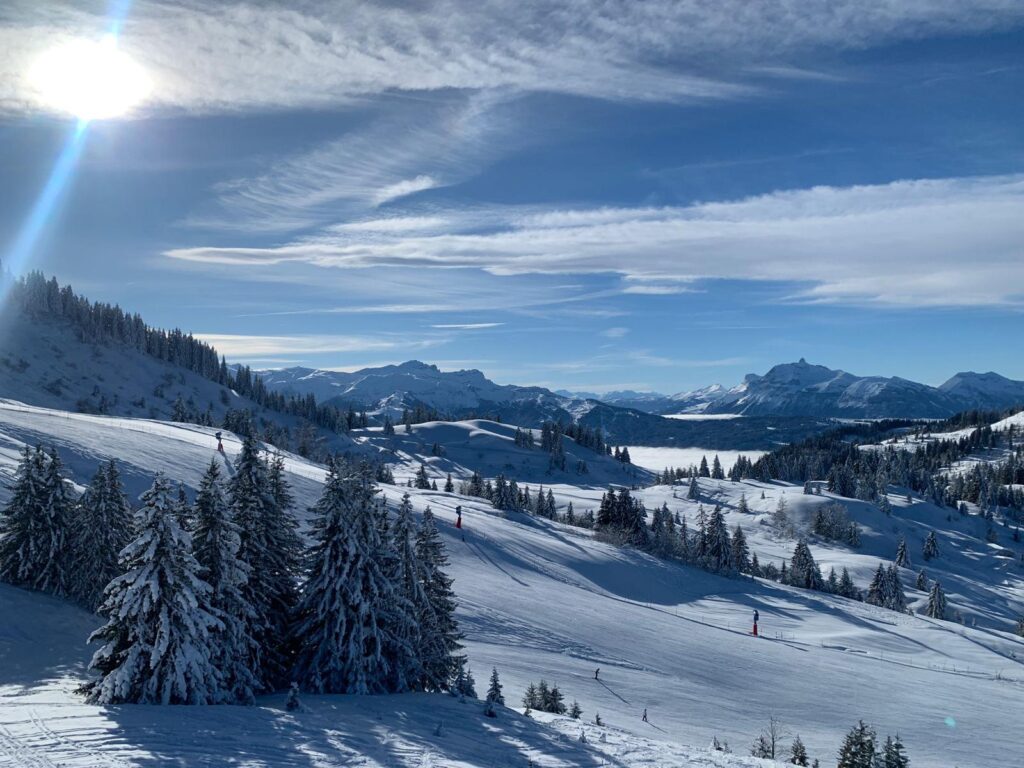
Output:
[[663, 360, 1024, 418], [938, 371, 1024, 410], [1, 398, 1022, 766]]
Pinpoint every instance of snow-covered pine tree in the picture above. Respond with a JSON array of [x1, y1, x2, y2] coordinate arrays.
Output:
[[68, 460, 133, 610], [789, 735, 809, 766], [0, 446, 74, 597], [922, 531, 939, 561], [895, 537, 910, 568], [444, 474, 454, 493], [385, 493, 426, 691], [730, 524, 750, 573], [704, 507, 732, 572], [915, 569, 927, 591], [789, 539, 823, 591], [699, 456, 710, 478], [886, 564, 907, 612], [687, 476, 700, 500], [881, 734, 909, 768], [926, 580, 947, 620], [415, 464, 431, 490], [839, 567, 857, 599], [414, 506, 463, 691], [486, 667, 504, 705], [191, 459, 260, 704], [711, 455, 724, 480], [866, 563, 887, 607], [228, 438, 299, 689], [569, 700, 582, 719], [291, 464, 408, 694], [84, 474, 221, 705], [837, 721, 876, 768]]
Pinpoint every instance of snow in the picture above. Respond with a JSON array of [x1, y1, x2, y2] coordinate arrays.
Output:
[[1, 399, 1023, 766], [624, 446, 767, 473], [662, 413, 745, 421]]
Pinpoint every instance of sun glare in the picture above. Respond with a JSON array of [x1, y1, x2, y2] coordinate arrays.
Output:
[[29, 36, 150, 121]]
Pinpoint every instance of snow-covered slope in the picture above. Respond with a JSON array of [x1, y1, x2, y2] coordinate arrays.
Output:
[[0, 308, 356, 455], [1, 400, 1023, 767], [352, 419, 652, 487]]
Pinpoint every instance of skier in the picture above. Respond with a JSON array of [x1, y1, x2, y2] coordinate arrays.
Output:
[[214, 431, 224, 453], [642, 708, 648, 723], [594, 668, 600, 680], [455, 505, 463, 529], [752, 608, 759, 637]]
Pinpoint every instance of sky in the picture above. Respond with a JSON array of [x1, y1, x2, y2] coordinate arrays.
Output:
[[1, 1, 1023, 395]]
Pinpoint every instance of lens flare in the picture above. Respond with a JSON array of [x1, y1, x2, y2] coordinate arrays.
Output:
[[29, 35, 150, 121]]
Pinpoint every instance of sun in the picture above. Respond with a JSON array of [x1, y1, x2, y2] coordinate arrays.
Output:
[[29, 36, 150, 121]]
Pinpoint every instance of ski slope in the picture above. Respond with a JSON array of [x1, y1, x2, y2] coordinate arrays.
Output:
[[1, 400, 1023, 767]]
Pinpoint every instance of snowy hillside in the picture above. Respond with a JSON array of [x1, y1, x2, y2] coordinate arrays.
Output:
[[1, 399, 1023, 767], [352, 419, 652, 487], [0, 306, 356, 456]]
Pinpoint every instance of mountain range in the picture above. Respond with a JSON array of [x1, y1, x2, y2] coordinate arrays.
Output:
[[261, 358, 1024, 422]]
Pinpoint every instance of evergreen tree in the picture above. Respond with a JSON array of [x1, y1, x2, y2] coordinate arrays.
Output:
[[228, 437, 299, 689], [881, 734, 909, 768], [699, 456, 710, 478], [415, 464, 431, 490], [895, 537, 910, 568], [789, 539, 823, 591], [192, 460, 260, 704], [414, 507, 463, 691], [704, 506, 732, 572], [292, 465, 407, 694], [866, 563, 887, 607], [922, 531, 939, 561], [83, 474, 220, 704], [731, 524, 750, 573], [0, 446, 73, 597], [569, 700, 583, 719], [486, 667, 504, 705], [837, 721, 876, 768], [789, 735, 809, 766], [915, 569, 927, 591], [687, 476, 700, 501], [926, 580, 947, 620], [68, 460, 133, 610], [838, 567, 857, 599], [388, 494, 427, 691], [711, 455, 725, 480], [444, 474, 454, 493]]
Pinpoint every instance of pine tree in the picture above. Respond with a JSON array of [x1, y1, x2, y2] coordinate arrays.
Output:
[[486, 667, 504, 705], [789, 539, 823, 591], [838, 567, 857, 599], [523, 683, 538, 710], [687, 476, 700, 500], [388, 493, 427, 691], [699, 456, 710, 478], [415, 507, 463, 691], [415, 464, 431, 490], [569, 700, 582, 719], [922, 531, 939, 561], [895, 537, 910, 568], [704, 506, 732, 572], [83, 474, 221, 705], [837, 721, 876, 768], [0, 446, 73, 597], [192, 460, 260, 704], [444, 474, 454, 493], [789, 735, 809, 765], [292, 465, 407, 694], [926, 580, 947, 620], [881, 734, 909, 768], [68, 460, 133, 610], [866, 563, 887, 607], [915, 569, 927, 591], [228, 438, 299, 689], [731, 524, 750, 573], [887, 564, 907, 612]]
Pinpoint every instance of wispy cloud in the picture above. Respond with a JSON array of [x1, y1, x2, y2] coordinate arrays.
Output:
[[169, 174, 1024, 308], [5, 1, 1023, 116], [431, 322, 504, 330], [601, 327, 629, 338], [184, 93, 508, 232], [193, 333, 445, 358]]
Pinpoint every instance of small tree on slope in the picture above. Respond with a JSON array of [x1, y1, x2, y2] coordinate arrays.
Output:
[[926, 580, 947, 620], [191, 460, 260, 704], [486, 667, 504, 705], [69, 460, 133, 610], [84, 474, 221, 704], [0, 446, 74, 597], [837, 721, 876, 768]]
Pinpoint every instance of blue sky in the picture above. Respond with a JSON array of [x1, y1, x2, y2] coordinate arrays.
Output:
[[1, 1, 1023, 394]]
